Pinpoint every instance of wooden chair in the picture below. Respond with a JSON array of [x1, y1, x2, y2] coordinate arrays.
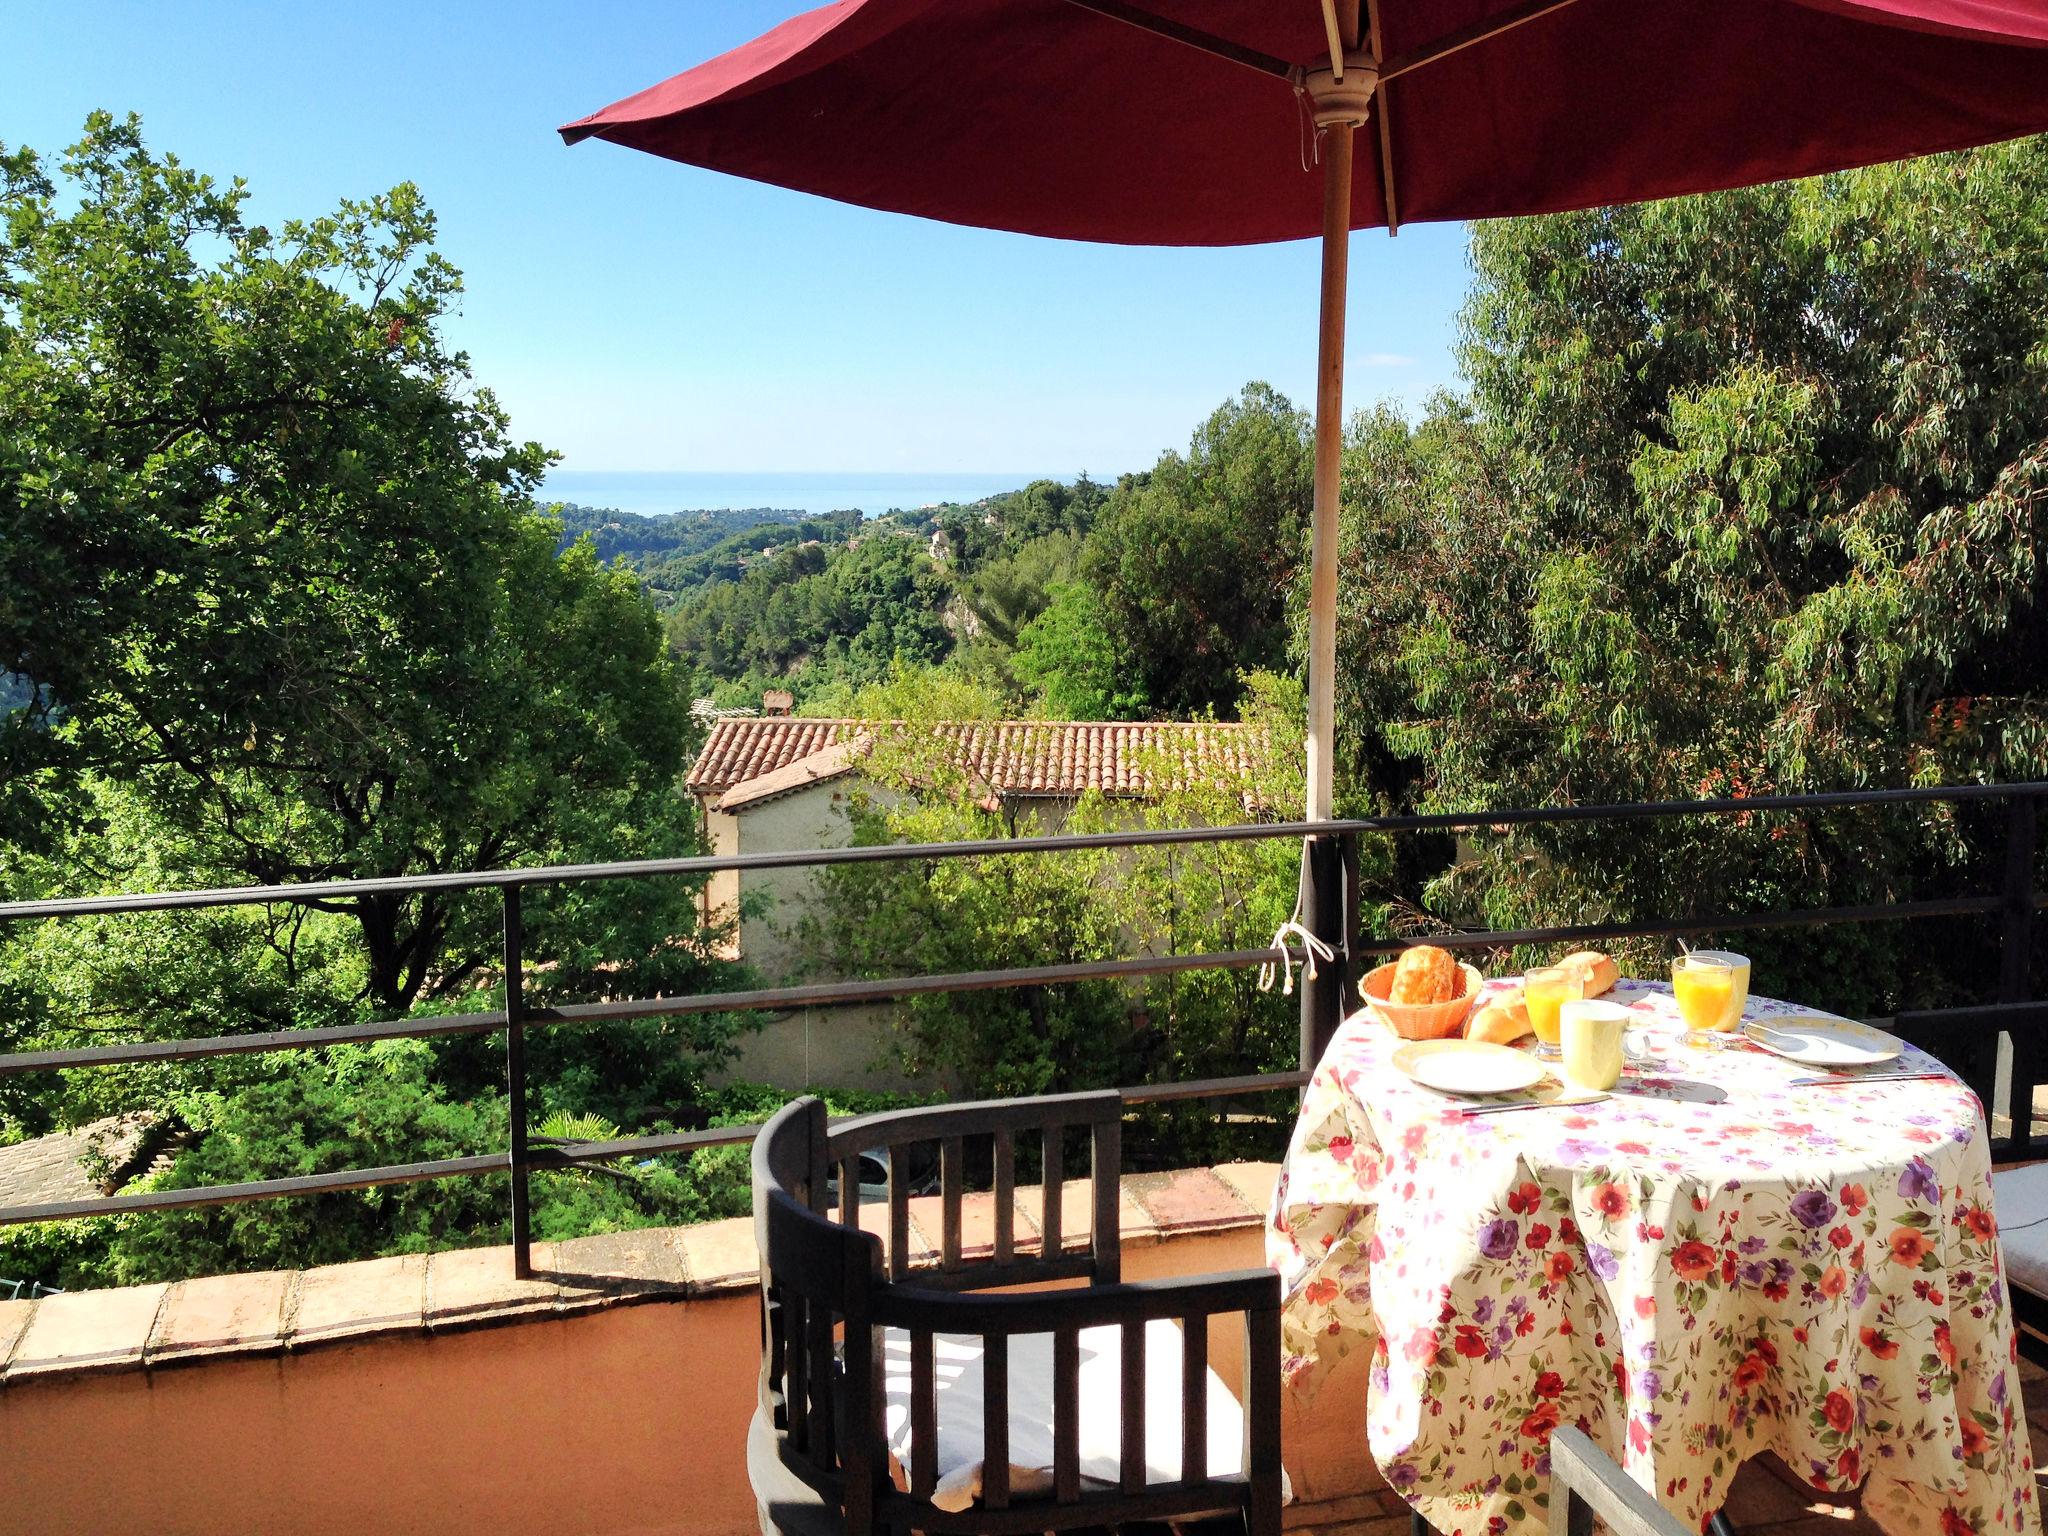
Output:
[[1546, 1428, 1691, 1536], [748, 1091, 1284, 1536], [1891, 1000, 2048, 1364]]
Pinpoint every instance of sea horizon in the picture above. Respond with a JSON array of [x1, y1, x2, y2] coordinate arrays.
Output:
[[541, 468, 1063, 518]]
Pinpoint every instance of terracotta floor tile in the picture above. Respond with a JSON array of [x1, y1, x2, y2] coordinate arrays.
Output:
[[1011, 1177, 1131, 1252], [150, 1270, 289, 1361], [0, 1297, 34, 1368], [1126, 1167, 1255, 1232], [9, 1283, 166, 1376], [543, 1226, 689, 1303], [291, 1253, 426, 1344], [677, 1215, 759, 1294], [1212, 1160, 1282, 1214], [424, 1244, 560, 1328], [905, 1188, 1007, 1258]]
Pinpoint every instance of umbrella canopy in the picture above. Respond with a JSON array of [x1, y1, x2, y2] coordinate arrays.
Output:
[[560, 0, 2048, 245], [561, 0, 2048, 1049]]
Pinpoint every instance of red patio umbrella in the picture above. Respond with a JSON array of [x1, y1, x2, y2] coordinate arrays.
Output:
[[560, 0, 2048, 843]]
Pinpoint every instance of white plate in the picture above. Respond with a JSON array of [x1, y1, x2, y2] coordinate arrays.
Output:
[[1742, 1015, 1904, 1068], [1392, 1039, 1548, 1097]]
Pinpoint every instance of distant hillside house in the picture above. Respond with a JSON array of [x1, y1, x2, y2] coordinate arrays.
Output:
[[684, 718, 1262, 1085]]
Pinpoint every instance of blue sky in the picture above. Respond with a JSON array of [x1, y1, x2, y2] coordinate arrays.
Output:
[[7, 1, 1474, 478]]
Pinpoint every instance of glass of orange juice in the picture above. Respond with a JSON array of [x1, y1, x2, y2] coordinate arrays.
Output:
[[1672, 953, 1737, 1047], [1524, 966, 1583, 1060]]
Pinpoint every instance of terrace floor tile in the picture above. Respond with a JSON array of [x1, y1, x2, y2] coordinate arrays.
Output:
[[1126, 1166, 1255, 1232], [8, 1283, 166, 1378], [543, 1227, 689, 1307], [677, 1215, 759, 1295], [0, 1297, 34, 1370], [1212, 1160, 1282, 1215], [149, 1270, 290, 1362], [425, 1244, 561, 1330], [290, 1253, 426, 1345]]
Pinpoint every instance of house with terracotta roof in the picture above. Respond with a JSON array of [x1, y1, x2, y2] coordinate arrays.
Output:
[[686, 716, 1263, 1085]]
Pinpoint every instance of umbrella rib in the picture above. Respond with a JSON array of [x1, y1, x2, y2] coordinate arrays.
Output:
[[1365, 0, 1399, 233], [1057, 0, 1301, 80], [1379, 0, 1586, 85]]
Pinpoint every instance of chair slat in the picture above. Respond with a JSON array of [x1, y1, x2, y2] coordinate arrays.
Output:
[[910, 1328, 937, 1498], [1182, 1314, 1208, 1483], [888, 1143, 910, 1282], [1042, 1126, 1064, 1257], [838, 1158, 856, 1226], [993, 1126, 1015, 1265], [785, 1292, 809, 1449], [2009, 1013, 2048, 1161], [941, 1135, 964, 1271], [808, 1303, 836, 1472], [1245, 1305, 1284, 1536], [983, 1332, 1010, 1510], [1092, 1114, 1122, 1283], [1053, 1324, 1080, 1503], [1120, 1318, 1146, 1495]]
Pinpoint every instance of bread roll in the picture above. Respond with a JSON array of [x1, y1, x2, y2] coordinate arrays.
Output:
[[1390, 944, 1462, 1006], [1467, 989, 1531, 1045], [1557, 950, 1619, 997]]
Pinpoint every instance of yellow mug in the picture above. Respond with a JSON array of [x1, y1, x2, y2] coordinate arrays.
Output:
[[1559, 999, 1629, 1091]]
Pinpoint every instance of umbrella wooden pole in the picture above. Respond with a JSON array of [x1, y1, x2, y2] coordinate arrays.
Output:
[[1305, 122, 1352, 825], [1299, 104, 1357, 1072]]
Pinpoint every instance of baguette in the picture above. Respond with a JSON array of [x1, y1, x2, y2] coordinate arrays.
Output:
[[1557, 950, 1620, 998], [1467, 989, 1531, 1045]]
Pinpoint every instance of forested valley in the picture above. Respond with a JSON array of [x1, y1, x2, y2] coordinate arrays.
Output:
[[5, 115, 2047, 1287]]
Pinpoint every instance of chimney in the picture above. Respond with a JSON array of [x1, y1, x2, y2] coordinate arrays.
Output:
[[762, 689, 793, 717]]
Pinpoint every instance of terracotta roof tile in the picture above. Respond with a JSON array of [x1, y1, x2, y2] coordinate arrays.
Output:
[[686, 718, 1261, 801]]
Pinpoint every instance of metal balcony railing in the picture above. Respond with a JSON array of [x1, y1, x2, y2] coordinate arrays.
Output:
[[0, 781, 2040, 1277]]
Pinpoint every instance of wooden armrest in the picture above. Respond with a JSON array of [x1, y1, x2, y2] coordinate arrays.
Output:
[[872, 1268, 1280, 1334], [1547, 1427, 1690, 1536]]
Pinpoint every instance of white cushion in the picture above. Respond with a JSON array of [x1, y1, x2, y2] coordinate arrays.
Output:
[[1991, 1162, 2048, 1298], [881, 1317, 1249, 1512]]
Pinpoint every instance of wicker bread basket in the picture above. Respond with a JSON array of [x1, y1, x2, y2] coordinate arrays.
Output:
[[1362, 961, 1486, 1040]]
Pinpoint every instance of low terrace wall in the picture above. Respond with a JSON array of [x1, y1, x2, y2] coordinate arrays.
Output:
[[0, 1163, 1382, 1536]]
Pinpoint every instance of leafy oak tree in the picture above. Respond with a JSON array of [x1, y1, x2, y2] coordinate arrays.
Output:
[[0, 118, 758, 1286], [0, 115, 712, 1013]]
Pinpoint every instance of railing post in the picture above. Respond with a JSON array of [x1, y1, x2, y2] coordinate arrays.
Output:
[[2002, 796, 2039, 1004], [503, 884, 532, 1278], [1300, 834, 1348, 1072], [1340, 829, 1363, 1019]]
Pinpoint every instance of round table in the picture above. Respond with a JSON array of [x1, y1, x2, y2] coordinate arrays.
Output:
[[1268, 978, 2039, 1536]]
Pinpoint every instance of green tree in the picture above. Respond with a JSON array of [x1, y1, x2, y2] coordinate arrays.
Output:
[[0, 116, 704, 1013], [0, 118, 760, 1286], [808, 671, 1313, 1130], [1012, 580, 1146, 719], [1335, 138, 2048, 1009], [1087, 384, 1312, 715]]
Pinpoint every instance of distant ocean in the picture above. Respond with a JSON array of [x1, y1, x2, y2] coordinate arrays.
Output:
[[541, 469, 1053, 518]]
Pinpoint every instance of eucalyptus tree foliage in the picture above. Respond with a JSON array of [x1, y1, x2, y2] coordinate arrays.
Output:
[[1334, 138, 2048, 1010]]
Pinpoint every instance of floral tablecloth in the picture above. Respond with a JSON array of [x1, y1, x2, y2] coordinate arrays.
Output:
[[1268, 979, 2038, 1536]]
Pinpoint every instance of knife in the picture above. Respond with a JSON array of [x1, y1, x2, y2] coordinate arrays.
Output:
[[1451, 1094, 1607, 1118], [1789, 1071, 1949, 1087]]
